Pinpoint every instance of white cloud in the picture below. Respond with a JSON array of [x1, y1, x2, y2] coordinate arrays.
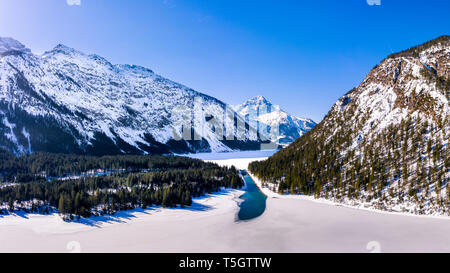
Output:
[[66, 0, 81, 6]]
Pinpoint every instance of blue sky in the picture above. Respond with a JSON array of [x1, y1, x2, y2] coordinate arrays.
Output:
[[0, 0, 449, 122]]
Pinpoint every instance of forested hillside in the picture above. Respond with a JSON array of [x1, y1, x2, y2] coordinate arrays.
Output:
[[0, 151, 242, 219], [249, 36, 450, 216]]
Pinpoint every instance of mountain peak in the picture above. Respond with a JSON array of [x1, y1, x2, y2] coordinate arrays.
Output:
[[41, 44, 89, 59], [235, 96, 273, 114], [235, 96, 316, 145], [245, 95, 272, 107], [0, 37, 31, 56], [50, 44, 80, 55], [386, 35, 450, 60], [253, 95, 268, 101], [359, 35, 450, 106]]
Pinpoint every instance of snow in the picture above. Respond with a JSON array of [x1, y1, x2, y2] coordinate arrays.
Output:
[[234, 96, 316, 145], [0, 37, 31, 56], [0, 151, 449, 252], [0, 189, 245, 253], [184, 150, 277, 169], [185, 150, 278, 161], [21, 127, 31, 153], [0, 38, 449, 252], [321, 46, 450, 216], [249, 172, 450, 220], [0, 37, 260, 154], [1, 116, 26, 153]]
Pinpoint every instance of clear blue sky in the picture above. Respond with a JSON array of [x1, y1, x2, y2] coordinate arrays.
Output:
[[0, 0, 449, 122]]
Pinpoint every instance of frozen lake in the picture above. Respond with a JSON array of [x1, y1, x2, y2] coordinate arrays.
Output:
[[0, 150, 449, 253]]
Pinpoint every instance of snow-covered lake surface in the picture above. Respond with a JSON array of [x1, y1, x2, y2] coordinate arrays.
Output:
[[184, 149, 278, 169], [1, 150, 450, 253]]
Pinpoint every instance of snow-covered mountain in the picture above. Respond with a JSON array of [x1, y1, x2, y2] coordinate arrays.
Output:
[[0, 37, 263, 155], [250, 35, 449, 216], [234, 96, 316, 145]]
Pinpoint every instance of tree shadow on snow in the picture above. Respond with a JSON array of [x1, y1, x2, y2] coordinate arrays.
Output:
[[0, 188, 238, 228]]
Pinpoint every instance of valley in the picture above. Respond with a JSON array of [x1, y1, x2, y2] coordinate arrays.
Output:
[[0, 151, 449, 253], [0, 32, 448, 254]]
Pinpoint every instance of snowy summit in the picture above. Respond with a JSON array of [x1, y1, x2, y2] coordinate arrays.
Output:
[[234, 96, 316, 145]]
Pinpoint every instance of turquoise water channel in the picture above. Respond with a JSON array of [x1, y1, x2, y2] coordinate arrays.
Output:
[[238, 172, 267, 221]]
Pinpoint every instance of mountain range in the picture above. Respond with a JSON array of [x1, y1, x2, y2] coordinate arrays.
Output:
[[0, 37, 316, 155]]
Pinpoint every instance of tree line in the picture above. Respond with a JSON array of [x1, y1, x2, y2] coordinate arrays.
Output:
[[0, 150, 212, 182], [250, 107, 449, 215], [0, 152, 243, 219]]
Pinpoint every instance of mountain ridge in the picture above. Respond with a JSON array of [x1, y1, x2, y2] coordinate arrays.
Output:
[[0, 37, 265, 155], [249, 35, 449, 216]]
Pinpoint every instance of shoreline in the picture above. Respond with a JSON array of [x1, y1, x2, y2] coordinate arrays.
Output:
[[247, 171, 450, 221], [1, 151, 449, 253], [202, 152, 450, 220], [0, 187, 245, 237]]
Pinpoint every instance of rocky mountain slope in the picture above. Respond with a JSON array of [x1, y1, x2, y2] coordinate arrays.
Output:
[[234, 96, 316, 145], [250, 36, 450, 216], [0, 37, 263, 155]]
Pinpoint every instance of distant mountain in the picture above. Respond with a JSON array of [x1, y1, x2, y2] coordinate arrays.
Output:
[[234, 96, 316, 145], [0, 37, 263, 155], [250, 36, 450, 216]]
